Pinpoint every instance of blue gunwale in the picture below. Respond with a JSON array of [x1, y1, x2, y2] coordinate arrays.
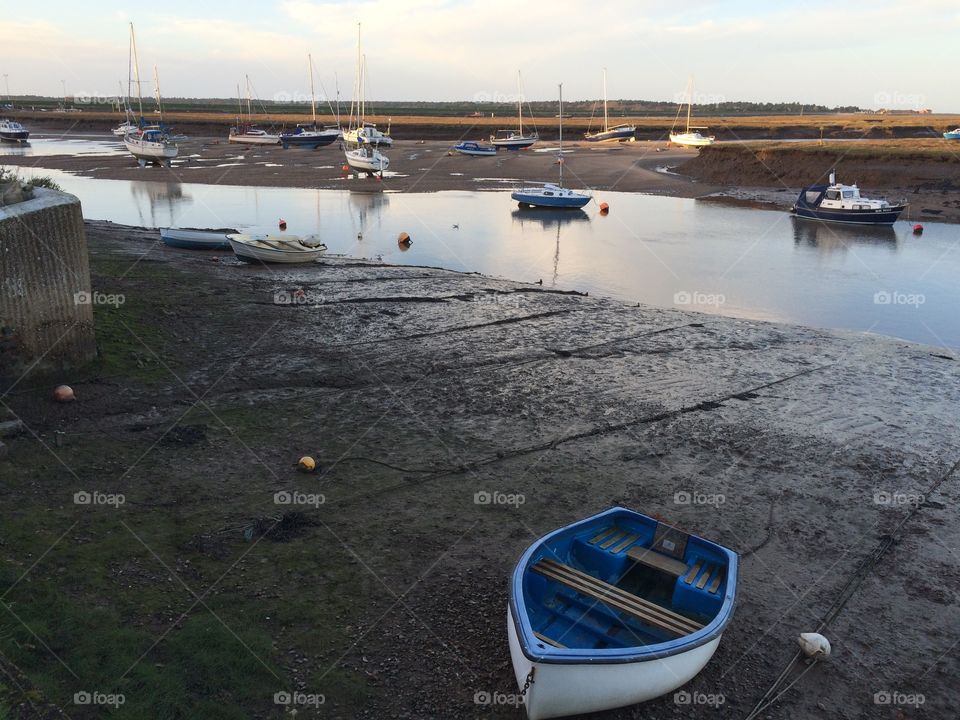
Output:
[[509, 506, 738, 665]]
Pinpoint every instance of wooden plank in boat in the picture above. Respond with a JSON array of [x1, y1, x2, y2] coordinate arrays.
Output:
[[533, 630, 566, 648], [588, 527, 617, 545], [697, 564, 714, 590], [599, 530, 628, 550], [683, 559, 703, 585], [610, 533, 640, 554], [533, 559, 703, 636], [708, 569, 724, 594], [626, 545, 688, 577]]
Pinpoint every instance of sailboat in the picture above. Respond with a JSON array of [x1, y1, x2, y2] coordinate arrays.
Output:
[[584, 69, 636, 142], [280, 54, 340, 149], [669, 77, 715, 148], [112, 80, 139, 137], [122, 23, 178, 165], [511, 84, 590, 209], [342, 24, 393, 147], [229, 76, 280, 145], [491, 71, 539, 149]]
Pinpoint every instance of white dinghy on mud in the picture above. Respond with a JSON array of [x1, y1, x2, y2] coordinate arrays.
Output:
[[227, 234, 327, 264], [508, 506, 738, 719]]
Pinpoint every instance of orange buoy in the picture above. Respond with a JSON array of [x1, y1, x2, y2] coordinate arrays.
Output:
[[278, 218, 287, 230], [53, 385, 76, 402], [341, 164, 350, 171], [398, 232, 412, 247], [599, 202, 609, 214], [913, 223, 924, 235]]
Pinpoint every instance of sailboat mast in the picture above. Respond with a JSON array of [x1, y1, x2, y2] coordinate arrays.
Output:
[[558, 83, 563, 187], [245, 75, 252, 121], [153, 65, 162, 120], [517, 71, 523, 135], [236, 82, 243, 120], [357, 23, 363, 124], [602, 68, 608, 132], [686, 77, 693, 132], [130, 23, 143, 118], [308, 54, 316, 125]]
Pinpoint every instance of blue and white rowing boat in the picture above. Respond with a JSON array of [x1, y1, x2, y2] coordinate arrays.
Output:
[[160, 228, 236, 250], [508, 506, 738, 720], [454, 141, 497, 156], [944, 128, 960, 140]]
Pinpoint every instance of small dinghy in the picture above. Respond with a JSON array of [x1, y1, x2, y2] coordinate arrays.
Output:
[[943, 128, 960, 140], [160, 228, 237, 250], [509, 507, 738, 720], [227, 233, 327, 264], [454, 141, 497, 156]]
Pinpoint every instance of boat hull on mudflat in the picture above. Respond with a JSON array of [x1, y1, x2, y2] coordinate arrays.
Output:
[[345, 148, 389, 173], [509, 506, 737, 719], [584, 126, 636, 142], [944, 130, 960, 140], [669, 132, 714, 147], [509, 605, 722, 720], [454, 141, 497, 156], [124, 131, 178, 162], [160, 228, 235, 250], [229, 131, 280, 145], [227, 234, 326, 264], [0, 121, 30, 142], [280, 128, 340, 149]]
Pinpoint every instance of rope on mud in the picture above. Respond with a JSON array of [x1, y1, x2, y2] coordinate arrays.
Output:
[[338, 455, 437, 474], [742, 456, 960, 719]]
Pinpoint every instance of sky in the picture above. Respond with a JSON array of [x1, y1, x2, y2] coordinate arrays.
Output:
[[2, 0, 958, 110]]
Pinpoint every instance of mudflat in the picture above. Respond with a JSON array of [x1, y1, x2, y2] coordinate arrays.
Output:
[[1, 221, 957, 718]]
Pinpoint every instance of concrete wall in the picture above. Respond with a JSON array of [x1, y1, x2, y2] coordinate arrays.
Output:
[[0, 188, 96, 382]]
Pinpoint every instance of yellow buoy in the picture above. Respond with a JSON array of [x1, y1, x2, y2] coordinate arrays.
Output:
[[297, 456, 317, 472]]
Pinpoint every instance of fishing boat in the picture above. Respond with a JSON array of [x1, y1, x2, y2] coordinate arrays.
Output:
[[227, 233, 327, 264], [159, 228, 236, 250], [229, 76, 280, 145], [491, 71, 538, 149], [342, 25, 394, 147], [944, 128, 960, 140], [0, 119, 29, 142], [791, 172, 907, 225], [345, 144, 389, 173], [512, 84, 590, 209], [509, 507, 738, 720], [584, 69, 635, 142], [669, 77, 715, 148], [454, 140, 497, 156], [280, 54, 341, 149]]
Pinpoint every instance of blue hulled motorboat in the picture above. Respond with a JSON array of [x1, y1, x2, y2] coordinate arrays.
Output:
[[280, 124, 341, 149], [454, 141, 497, 156], [0, 119, 30, 142], [791, 172, 907, 226]]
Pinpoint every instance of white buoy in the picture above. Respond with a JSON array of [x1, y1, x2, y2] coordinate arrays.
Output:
[[798, 632, 831, 659]]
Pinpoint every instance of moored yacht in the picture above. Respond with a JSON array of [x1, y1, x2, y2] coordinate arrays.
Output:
[[791, 172, 907, 225]]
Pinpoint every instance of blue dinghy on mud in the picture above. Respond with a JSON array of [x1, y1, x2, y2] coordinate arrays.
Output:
[[159, 228, 235, 250], [508, 507, 737, 720]]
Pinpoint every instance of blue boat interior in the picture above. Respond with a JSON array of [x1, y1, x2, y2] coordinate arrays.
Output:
[[521, 511, 733, 652]]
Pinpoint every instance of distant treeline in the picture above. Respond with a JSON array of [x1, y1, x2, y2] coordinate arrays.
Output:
[[9, 96, 863, 117]]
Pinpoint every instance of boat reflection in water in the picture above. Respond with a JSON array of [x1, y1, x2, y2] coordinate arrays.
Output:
[[512, 206, 590, 287], [791, 216, 899, 254], [348, 189, 390, 245], [129, 181, 191, 228]]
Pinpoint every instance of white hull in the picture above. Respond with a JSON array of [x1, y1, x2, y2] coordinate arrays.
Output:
[[345, 148, 389, 173], [343, 127, 393, 146], [669, 132, 714, 147], [124, 136, 178, 161], [508, 605, 721, 720], [229, 134, 280, 145], [227, 234, 326, 264], [491, 136, 538, 149], [113, 123, 139, 137]]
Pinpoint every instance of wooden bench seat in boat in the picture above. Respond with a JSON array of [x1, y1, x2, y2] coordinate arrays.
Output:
[[531, 558, 704, 637], [587, 525, 726, 595]]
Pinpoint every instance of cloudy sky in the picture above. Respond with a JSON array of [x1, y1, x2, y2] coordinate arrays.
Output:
[[3, 0, 957, 110]]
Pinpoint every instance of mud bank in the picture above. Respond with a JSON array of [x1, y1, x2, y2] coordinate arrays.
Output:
[[0, 221, 958, 719], [678, 141, 960, 223]]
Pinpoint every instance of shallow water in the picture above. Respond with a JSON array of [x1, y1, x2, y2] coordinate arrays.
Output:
[[6, 164, 959, 348], [0, 134, 128, 157]]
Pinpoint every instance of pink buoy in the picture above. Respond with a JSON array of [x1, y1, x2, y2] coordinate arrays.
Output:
[[912, 223, 924, 235]]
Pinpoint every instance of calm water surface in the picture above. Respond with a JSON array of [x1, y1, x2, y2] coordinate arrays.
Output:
[[5, 160, 958, 349]]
